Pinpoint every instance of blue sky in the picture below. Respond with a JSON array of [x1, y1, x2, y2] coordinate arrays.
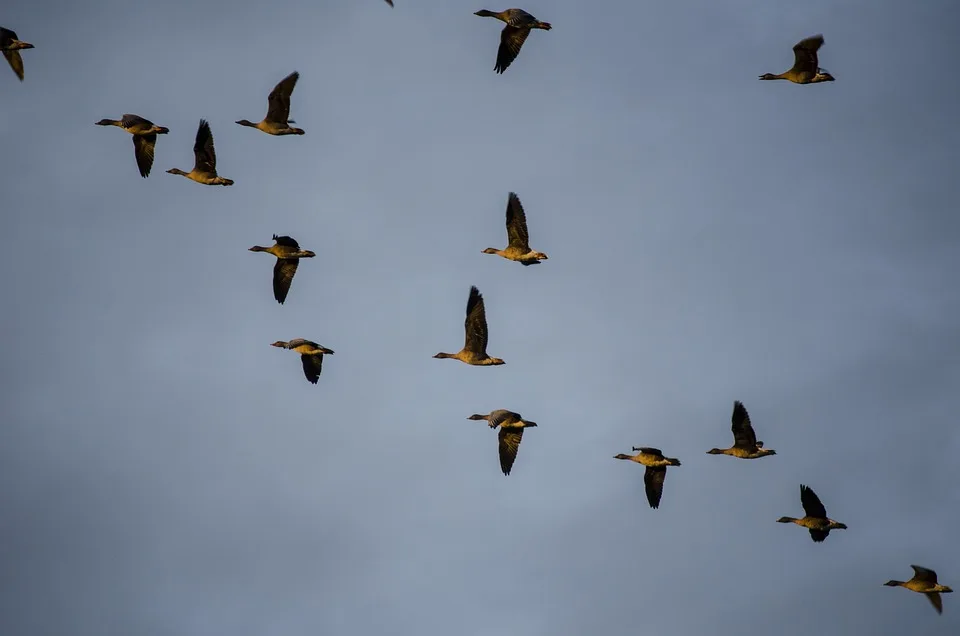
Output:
[[1, 1, 959, 634]]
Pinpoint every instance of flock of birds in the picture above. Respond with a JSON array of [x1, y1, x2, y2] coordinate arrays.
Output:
[[4, 3, 954, 621]]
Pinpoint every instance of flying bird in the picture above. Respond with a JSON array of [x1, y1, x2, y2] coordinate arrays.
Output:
[[467, 410, 538, 475], [474, 9, 551, 74], [433, 286, 505, 366], [236, 71, 306, 136], [271, 339, 335, 384], [884, 565, 953, 615], [249, 235, 316, 304], [706, 401, 777, 459], [0, 27, 34, 81], [166, 119, 234, 186], [613, 447, 681, 509], [759, 34, 835, 84], [482, 192, 548, 265], [776, 484, 847, 542], [95, 115, 170, 178]]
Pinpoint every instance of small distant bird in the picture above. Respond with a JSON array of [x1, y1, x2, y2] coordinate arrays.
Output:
[[166, 119, 234, 186], [384, 0, 394, 6], [482, 192, 549, 265], [95, 115, 170, 178], [433, 286, 505, 366], [707, 400, 777, 459], [236, 71, 305, 136], [474, 9, 551, 74], [467, 410, 538, 475], [249, 235, 316, 304], [0, 27, 33, 81], [759, 34, 835, 84], [613, 447, 681, 509], [776, 484, 847, 542], [884, 565, 953, 615], [271, 339, 334, 384]]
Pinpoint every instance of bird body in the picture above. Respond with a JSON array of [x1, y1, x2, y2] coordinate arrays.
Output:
[[707, 400, 776, 459], [95, 114, 170, 178], [776, 484, 847, 542], [482, 192, 548, 265], [759, 34, 835, 84], [474, 9, 551, 74], [614, 447, 681, 509], [1, 26, 34, 81], [167, 119, 234, 186], [249, 235, 315, 304], [236, 71, 305, 136], [885, 565, 953, 614], [468, 409, 538, 475], [271, 339, 334, 384], [433, 286, 505, 365]]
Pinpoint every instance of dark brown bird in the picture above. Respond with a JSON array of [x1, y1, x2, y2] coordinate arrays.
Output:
[[776, 484, 847, 542], [474, 9, 552, 74], [482, 192, 548, 265], [759, 34, 835, 84], [166, 119, 234, 186], [467, 410, 538, 475], [1, 27, 34, 81], [706, 400, 777, 459], [884, 565, 953, 615], [248, 235, 316, 304], [236, 71, 305, 136], [433, 286, 505, 365], [95, 115, 170, 178], [613, 447, 681, 509], [271, 339, 334, 384]]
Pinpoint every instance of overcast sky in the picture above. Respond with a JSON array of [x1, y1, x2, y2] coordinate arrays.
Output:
[[2, 1, 959, 635]]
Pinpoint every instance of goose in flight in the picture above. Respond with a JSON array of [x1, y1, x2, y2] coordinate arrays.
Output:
[[474, 9, 551, 74], [95, 115, 170, 178], [706, 400, 776, 459], [482, 192, 548, 265], [249, 235, 316, 304], [0, 27, 34, 81], [166, 119, 234, 186], [433, 286, 505, 365], [271, 339, 334, 384], [468, 410, 538, 475], [759, 34, 835, 84], [776, 484, 847, 542], [236, 71, 306, 136], [614, 447, 681, 510], [884, 565, 953, 615]]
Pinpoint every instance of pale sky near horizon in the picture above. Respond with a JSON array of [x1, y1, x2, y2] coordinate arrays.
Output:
[[2, 1, 959, 635]]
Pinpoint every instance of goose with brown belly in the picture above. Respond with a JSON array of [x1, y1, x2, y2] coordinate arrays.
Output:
[[467, 410, 537, 476], [474, 9, 551, 74], [482, 192, 548, 265], [614, 447, 681, 510], [95, 115, 170, 178], [166, 119, 234, 186], [271, 339, 334, 385], [884, 565, 953, 615], [433, 286, 505, 366], [776, 484, 847, 542], [759, 34, 835, 84], [1, 27, 34, 81], [707, 400, 776, 459], [236, 71, 305, 136], [249, 235, 315, 304]]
